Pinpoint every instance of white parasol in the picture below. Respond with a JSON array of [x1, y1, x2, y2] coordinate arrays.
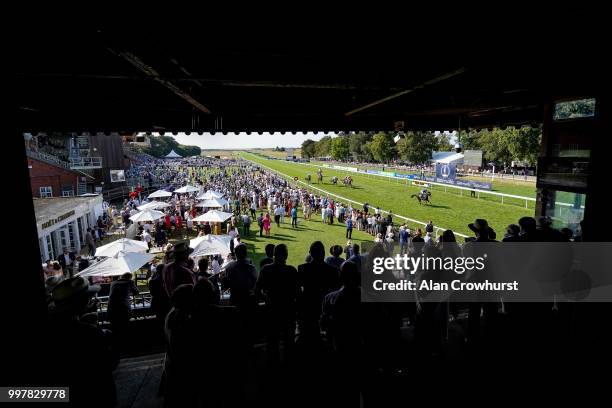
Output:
[[129, 209, 165, 223], [76, 251, 155, 277], [148, 189, 172, 199], [189, 234, 232, 257], [192, 210, 233, 223], [94, 238, 149, 257], [174, 185, 199, 194]]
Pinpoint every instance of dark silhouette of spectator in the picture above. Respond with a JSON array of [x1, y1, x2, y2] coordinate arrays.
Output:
[[518, 216, 538, 241], [197, 257, 210, 280], [502, 224, 521, 242], [76, 255, 89, 272], [438, 229, 461, 258], [149, 264, 170, 331], [162, 284, 196, 407], [222, 244, 257, 310], [162, 241, 196, 297], [325, 245, 345, 270], [259, 243, 275, 270], [321, 260, 362, 357], [561, 227, 574, 241], [191, 279, 242, 406], [297, 241, 341, 344], [155, 228, 168, 248], [256, 244, 299, 363], [107, 272, 139, 347], [464, 219, 499, 347], [536, 216, 567, 241], [45, 277, 117, 407]]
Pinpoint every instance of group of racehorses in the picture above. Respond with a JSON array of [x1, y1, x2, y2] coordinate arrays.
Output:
[[304, 171, 353, 188], [302, 169, 432, 204]]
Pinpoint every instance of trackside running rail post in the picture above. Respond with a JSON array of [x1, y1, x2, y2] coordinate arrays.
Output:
[[244, 156, 470, 240]]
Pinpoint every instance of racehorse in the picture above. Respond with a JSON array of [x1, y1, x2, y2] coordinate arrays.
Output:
[[331, 176, 338, 185], [411, 191, 432, 205], [343, 176, 353, 188], [317, 170, 323, 184]]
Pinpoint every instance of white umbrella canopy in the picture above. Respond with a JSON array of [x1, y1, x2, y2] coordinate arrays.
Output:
[[190, 235, 232, 257], [129, 209, 165, 223], [148, 189, 172, 199], [196, 190, 224, 200], [137, 201, 172, 211], [192, 210, 233, 223], [77, 251, 155, 277], [174, 185, 199, 194], [195, 197, 229, 208], [95, 238, 148, 257]]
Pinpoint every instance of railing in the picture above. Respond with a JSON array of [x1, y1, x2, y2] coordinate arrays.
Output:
[[245, 157, 470, 240], [70, 157, 103, 169], [25, 149, 71, 169]]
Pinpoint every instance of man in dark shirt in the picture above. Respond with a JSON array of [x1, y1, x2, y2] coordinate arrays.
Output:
[[256, 244, 299, 362], [259, 244, 275, 270], [297, 241, 341, 344], [222, 244, 257, 310], [107, 272, 140, 343]]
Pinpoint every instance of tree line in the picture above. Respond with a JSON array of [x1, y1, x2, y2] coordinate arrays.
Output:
[[301, 127, 541, 166], [139, 135, 202, 158]]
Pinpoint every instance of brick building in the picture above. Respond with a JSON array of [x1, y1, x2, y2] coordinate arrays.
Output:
[[28, 157, 94, 198]]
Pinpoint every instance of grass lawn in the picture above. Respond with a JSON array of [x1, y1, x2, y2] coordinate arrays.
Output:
[[239, 210, 372, 271], [241, 152, 533, 240], [310, 159, 538, 198]]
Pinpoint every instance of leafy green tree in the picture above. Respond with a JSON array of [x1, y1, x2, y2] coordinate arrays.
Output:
[[368, 132, 395, 163], [301, 139, 317, 158], [141, 135, 200, 158], [330, 135, 350, 160], [436, 132, 454, 151], [397, 131, 438, 164], [348, 132, 374, 161], [314, 136, 332, 157]]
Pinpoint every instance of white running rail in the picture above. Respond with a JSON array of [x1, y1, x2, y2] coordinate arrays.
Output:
[[245, 156, 470, 239]]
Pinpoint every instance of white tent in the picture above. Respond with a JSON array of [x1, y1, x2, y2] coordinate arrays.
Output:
[[195, 197, 229, 208], [189, 235, 232, 257], [165, 150, 182, 159], [129, 209, 165, 222], [137, 201, 172, 211], [148, 189, 173, 199], [95, 238, 148, 257], [192, 210, 233, 223], [432, 151, 464, 165], [174, 185, 199, 194], [76, 251, 155, 277], [196, 190, 224, 200]]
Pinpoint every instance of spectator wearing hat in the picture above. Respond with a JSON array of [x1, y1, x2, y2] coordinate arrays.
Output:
[[162, 241, 196, 297], [467, 219, 497, 242]]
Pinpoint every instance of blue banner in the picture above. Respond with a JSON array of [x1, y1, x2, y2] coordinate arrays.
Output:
[[395, 173, 415, 179], [435, 163, 457, 181]]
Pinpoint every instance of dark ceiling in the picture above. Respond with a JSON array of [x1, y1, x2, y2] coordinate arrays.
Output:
[[16, 18, 604, 133]]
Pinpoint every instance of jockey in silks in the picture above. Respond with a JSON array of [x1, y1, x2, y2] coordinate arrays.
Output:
[[420, 187, 429, 199]]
